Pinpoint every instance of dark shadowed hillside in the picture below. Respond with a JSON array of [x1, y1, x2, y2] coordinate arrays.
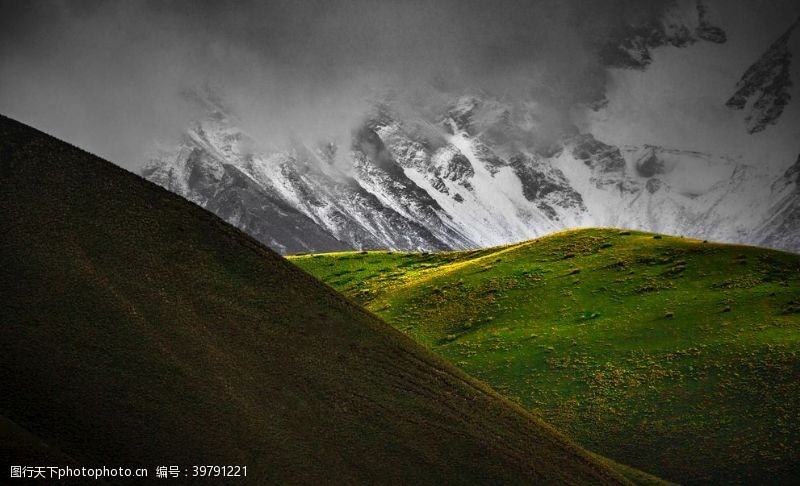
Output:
[[0, 115, 639, 484]]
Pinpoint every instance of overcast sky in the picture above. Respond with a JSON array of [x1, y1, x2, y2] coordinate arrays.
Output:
[[1, 0, 797, 170]]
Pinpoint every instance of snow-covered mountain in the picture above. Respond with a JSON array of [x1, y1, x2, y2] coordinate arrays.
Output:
[[143, 4, 800, 254], [143, 99, 472, 254], [142, 93, 797, 254]]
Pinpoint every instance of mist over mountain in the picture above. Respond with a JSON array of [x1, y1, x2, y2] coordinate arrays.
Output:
[[2, 0, 799, 252]]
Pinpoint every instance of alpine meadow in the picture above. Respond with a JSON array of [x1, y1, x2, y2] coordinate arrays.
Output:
[[291, 230, 800, 483]]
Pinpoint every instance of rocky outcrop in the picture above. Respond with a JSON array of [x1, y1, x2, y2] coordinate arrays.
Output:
[[726, 17, 799, 133], [599, 0, 726, 70]]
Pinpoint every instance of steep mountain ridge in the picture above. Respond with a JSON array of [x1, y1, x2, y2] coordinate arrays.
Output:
[[144, 112, 472, 253], [144, 95, 798, 254]]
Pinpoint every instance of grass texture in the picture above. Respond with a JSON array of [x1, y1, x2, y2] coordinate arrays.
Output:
[[292, 228, 800, 483]]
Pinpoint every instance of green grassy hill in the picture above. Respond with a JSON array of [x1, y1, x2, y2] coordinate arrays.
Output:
[[292, 228, 800, 484], [0, 115, 643, 484]]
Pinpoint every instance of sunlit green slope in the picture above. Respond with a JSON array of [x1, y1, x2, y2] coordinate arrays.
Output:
[[291, 228, 800, 484]]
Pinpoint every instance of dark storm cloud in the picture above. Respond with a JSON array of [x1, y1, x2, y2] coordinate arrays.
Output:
[[0, 0, 795, 169]]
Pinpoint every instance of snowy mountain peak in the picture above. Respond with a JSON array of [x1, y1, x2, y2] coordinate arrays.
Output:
[[143, 93, 800, 254]]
